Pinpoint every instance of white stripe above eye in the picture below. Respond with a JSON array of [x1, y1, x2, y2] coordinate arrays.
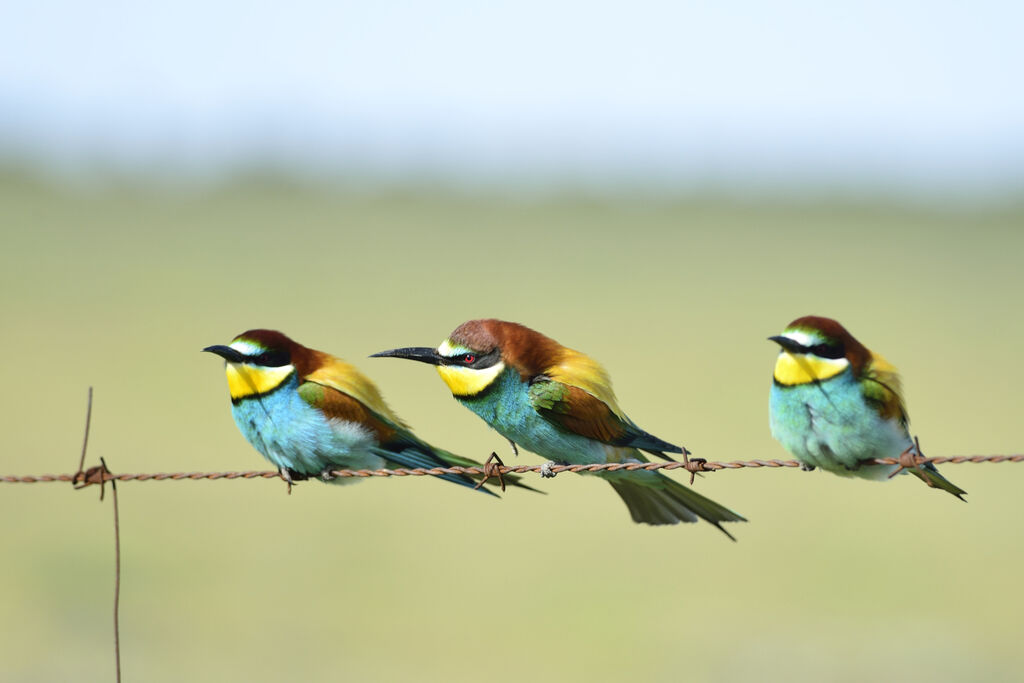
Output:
[[779, 330, 819, 347], [229, 340, 264, 357], [437, 339, 471, 358]]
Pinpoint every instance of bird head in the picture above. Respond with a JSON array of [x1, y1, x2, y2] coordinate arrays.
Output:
[[372, 319, 563, 397], [768, 316, 869, 385], [203, 329, 300, 401]]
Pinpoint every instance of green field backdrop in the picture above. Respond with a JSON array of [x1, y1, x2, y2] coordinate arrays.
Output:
[[2, 173, 1022, 681]]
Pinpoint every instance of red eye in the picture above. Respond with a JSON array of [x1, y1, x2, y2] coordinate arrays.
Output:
[[464, 354, 476, 363]]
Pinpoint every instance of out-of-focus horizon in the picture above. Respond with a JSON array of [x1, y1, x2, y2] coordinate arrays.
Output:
[[3, 1, 1023, 199]]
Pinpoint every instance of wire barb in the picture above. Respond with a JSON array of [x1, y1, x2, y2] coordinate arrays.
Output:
[[473, 452, 507, 492], [681, 451, 711, 485], [73, 462, 113, 498], [888, 435, 925, 480]]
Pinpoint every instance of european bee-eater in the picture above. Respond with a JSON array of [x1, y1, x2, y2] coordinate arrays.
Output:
[[204, 329, 535, 494], [372, 319, 746, 537], [768, 315, 966, 499]]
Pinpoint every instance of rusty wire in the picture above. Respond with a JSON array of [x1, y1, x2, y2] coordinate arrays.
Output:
[[4, 453, 1022, 487], [19, 389, 1016, 683], [66, 388, 122, 683], [9, 389, 1023, 683]]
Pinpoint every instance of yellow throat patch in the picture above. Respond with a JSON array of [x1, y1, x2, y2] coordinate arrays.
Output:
[[773, 352, 849, 386], [436, 362, 506, 397], [226, 363, 295, 400]]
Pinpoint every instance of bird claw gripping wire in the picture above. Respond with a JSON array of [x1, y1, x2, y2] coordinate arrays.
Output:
[[279, 467, 308, 494], [889, 436, 926, 480], [540, 461, 557, 478], [473, 452, 507, 492]]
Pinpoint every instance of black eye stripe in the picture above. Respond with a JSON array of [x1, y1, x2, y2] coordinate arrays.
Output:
[[441, 348, 501, 369], [251, 349, 291, 367], [806, 342, 844, 359]]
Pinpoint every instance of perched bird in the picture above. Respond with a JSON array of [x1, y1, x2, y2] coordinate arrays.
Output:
[[204, 329, 535, 495], [768, 315, 966, 499], [372, 319, 746, 537]]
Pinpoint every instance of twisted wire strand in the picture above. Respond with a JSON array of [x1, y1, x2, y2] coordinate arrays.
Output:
[[35, 390, 1013, 682], [3, 454, 1022, 485]]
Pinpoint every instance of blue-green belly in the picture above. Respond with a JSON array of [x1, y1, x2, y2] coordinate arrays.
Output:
[[459, 369, 645, 468], [769, 370, 910, 480], [230, 376, 385, 480]]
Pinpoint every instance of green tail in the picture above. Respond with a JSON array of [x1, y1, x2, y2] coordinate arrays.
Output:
[[606, 473, 746, 540], [910, 462, 967, 501]]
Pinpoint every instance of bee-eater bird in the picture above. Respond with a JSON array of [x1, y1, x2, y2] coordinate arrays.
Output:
[[204, 329, 536, 495], [768, 315, 966, 499], [372, 319, 746, 537]]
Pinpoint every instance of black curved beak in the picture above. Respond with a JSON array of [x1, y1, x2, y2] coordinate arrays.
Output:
[[768, 335, 805, 354], [370, 347, 443, 366], [203, 344, 247, 363]]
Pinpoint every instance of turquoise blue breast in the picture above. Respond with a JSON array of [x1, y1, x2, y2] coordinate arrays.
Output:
[[229, 374, 382, 477], [458, 368, 634, 466], [769, 368, 911, 478]]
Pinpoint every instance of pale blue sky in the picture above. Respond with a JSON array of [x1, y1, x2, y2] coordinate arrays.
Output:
[[2, 1, 1022, 194]]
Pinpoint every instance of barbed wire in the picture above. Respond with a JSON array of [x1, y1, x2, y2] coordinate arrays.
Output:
[[9, 388, 1024, 683], [4, 453, 1022, 488]]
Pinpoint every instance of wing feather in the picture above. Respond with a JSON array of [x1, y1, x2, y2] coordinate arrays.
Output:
[[528, 379, 683, 456], [861, 351, 909, 425], [305, 360, 409, 429], [300, 363, 510, 492], [297, 381, 398, 443], [546, 348, 626, 419]]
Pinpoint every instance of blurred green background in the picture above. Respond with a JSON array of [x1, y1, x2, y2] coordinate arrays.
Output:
[[1, 172, 1022, 681]]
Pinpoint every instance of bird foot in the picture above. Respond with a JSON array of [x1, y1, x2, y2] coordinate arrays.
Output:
[[473, 452, 506, 492], [800, 463, 816, 472], [320, 469, 335, 482], [540, 461, 557, 478], [279, 467, 295, 494], [279, 467, 308, 494]]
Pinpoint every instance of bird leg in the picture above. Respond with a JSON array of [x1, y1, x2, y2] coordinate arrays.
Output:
[[473, 452, 506, 492], [540, 461, 557, 478], [279, 467, 308, 494], [279, 467, 294, 494]]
